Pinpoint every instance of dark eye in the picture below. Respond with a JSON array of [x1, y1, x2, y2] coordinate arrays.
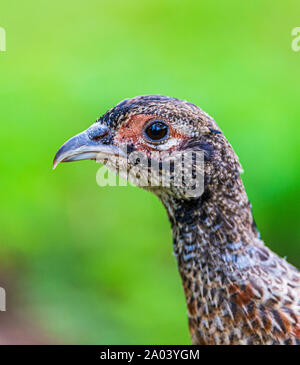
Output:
[[143, 120, 169, 143]]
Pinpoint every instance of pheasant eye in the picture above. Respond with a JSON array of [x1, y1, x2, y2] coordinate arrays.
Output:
[[143, 120, 169, 143]]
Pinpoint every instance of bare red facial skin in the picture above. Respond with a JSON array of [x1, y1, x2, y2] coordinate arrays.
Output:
[[115, 114, 188, 154]]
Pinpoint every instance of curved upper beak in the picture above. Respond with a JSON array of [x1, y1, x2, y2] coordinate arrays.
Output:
[[53, 123, 124, 170]]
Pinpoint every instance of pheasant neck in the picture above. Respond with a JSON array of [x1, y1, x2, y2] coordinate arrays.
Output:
[[158, 175, 266, 344], [163, 175, 259, 268]]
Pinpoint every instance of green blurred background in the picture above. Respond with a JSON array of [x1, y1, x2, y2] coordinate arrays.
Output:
[[0, 0, 299, 344]]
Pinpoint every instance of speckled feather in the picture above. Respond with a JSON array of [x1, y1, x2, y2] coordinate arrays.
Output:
[[88, 96, 300, 344]]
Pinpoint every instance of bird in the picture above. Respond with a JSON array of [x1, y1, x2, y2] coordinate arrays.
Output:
[[53, 95, 300, 345]]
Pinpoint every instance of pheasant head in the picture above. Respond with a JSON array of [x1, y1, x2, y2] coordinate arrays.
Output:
[[53, 95, 300, 345]]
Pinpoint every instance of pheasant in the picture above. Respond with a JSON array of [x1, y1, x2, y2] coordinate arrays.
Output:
[[53, 95, 300, 345]]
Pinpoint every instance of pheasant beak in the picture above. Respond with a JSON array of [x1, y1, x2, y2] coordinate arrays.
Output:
[[53, 123, 124, 169]]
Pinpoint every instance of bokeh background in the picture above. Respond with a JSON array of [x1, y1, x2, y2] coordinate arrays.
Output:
[[0, 0, 299, 344]]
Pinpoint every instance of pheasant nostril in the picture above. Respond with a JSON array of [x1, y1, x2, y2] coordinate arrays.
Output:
[[88, 124, 109, 141]]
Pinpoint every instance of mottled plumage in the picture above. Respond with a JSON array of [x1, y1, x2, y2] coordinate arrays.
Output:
[[54, 95, 300, 345]]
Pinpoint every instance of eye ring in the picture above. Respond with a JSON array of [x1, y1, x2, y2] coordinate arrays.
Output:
[[143, 119, 169, 144]]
